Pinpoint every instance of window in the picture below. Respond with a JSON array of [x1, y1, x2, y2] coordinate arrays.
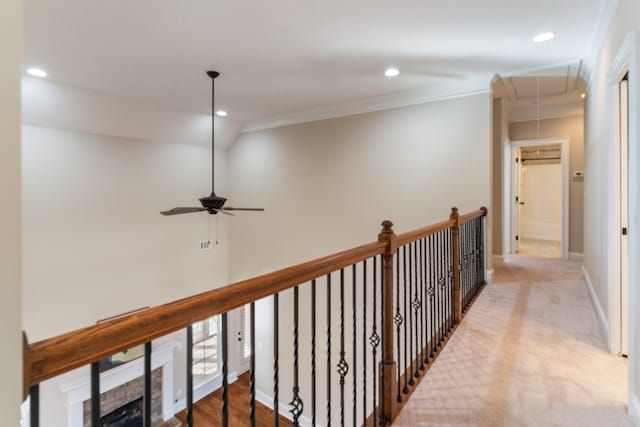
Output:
[[192, 316, 219, 377]]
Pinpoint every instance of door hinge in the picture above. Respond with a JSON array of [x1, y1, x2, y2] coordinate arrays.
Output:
[[516, 157, 519, 163], [515, 196, 519, 203], [623, 227, 628, 236], [516, 235, 519, 241]]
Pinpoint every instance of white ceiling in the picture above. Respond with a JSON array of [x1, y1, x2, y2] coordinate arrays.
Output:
[[24, 0, 605, 125]]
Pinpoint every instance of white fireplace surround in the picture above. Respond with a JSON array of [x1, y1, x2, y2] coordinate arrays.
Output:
[[60, 340, 180, 427]]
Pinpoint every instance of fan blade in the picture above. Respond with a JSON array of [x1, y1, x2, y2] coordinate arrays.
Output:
[[161, 207, 206, 216], [212, 208, 235, 216], [222, 207, 265, 211]]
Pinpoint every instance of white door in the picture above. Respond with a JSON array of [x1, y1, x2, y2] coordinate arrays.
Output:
[[620, 77, 629, 356]]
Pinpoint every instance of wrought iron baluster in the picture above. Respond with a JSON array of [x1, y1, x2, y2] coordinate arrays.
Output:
[[408, 242, 415, 386], [274, 293, 280, 427], [250, 302, 256, 427], [402, 245, 409, 395], [436, 231, 443, 347], [480, 215, 486, 283], [221, 312, 229, 427], [186, 326, 193, 427], [419, 238, 425, 370], [378, 253, 385, 426], [326, 274, 331, 427], [361, 260, 368, 426], [371, 256, 380, 426], [394, 248, 402, 403], [352, 265, 357, 427], [337, 269, 349, 427], [412, 241, 420, 378], [30, 384, 39, 427], [91, 361, 100, 427], [289, 286, 303, 426], [428, 234, 435, 359], [311, 280, 316, 427], [144, 341, 152, 427]]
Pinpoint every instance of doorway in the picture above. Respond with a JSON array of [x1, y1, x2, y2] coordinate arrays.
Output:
[[506, 138, 570, 259]]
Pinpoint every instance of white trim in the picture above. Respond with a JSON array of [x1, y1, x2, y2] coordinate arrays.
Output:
[[629, 392, 640, 426], [509, 105, 583, 123], [485, 269, 494, 284], [605, 31, 637, 356], [568, 252, 584, 261], [255, 389, 315, 427], [172, 371, 238, 414], [583, 265, 609, 342], [241, 80, 490, 132], [507, 138, 571, 260], [585, 0, 620, 87]]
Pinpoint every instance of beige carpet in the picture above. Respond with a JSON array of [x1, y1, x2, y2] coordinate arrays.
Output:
[[392, 256, 631, 427]]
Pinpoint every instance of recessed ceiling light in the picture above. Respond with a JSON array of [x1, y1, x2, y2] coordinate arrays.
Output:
[[581, 93, 586, 99], [384, 67, 400, 78], [26, 68, 47, 78], [216, 110, 227, 117], [533, 32, 555, 43]]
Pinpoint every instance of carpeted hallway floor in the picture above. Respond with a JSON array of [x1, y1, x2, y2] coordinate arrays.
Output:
[[392, 256, 631, 427]]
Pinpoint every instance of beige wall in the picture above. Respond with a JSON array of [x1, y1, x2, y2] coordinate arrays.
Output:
[[510, 115, 585, 253], [228, 93, 491, 423], [0, 0, 23, 424], [582, 0, 640, 413], [492, 97, 509, 255], [21, 81, 238, 424]]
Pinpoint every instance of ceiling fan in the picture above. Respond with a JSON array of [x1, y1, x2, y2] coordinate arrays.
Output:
[[161, 71, 264, 217]]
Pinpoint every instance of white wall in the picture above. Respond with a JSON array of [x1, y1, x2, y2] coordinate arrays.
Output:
[[21, 81, 239, 425], [582, 0, 640, 421], [228, 92, 491, 424], [0, 0, 23, 424], [520, 163, 562, 241]]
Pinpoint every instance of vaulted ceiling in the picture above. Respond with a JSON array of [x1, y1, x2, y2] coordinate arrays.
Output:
[[24, 0, 605, 126]]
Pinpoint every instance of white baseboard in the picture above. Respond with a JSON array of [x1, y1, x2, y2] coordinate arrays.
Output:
[[173, 371, 238, 414], [255, 389, 315, 427], [569, 252, 584, 261], [485, 269, 494, 284], [582, 265, 609, 342], [629, 392, 640, 426]]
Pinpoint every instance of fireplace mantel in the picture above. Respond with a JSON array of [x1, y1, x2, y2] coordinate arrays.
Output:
[[60, 340, 180, 427]]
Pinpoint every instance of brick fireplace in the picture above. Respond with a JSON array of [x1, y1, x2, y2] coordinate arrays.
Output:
[[61, 340, 179, 427]]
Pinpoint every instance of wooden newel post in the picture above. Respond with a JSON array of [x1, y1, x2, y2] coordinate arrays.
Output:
[[378, 220, 399, 423], [450, 207, 462, 324]]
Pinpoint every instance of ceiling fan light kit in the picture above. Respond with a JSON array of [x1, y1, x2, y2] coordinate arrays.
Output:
[[161, 71, 264, 217]]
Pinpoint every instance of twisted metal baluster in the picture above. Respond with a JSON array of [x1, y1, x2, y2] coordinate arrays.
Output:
[[289, 286, 303, 426], [428, 234, 436, 359], [419, 238, 425, 370], [222, 312, 229, 427], [371, 256, 380, 426], [379, 253, 386, 426]]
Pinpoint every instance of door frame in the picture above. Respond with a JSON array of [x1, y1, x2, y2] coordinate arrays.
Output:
[[606, 30, 638, 359], [506, 137, 570, 259]]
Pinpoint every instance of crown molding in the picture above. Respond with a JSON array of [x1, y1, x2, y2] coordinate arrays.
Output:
[[584, 0, 620, 88], [241, 77, 491, 133], [509, 101, 584, 123]]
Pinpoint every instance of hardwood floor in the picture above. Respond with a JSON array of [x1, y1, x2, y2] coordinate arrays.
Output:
[[174, 372, 293, 427]]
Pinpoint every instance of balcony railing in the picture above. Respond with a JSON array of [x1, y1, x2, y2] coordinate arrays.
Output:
[[23, 206, 487, 426]]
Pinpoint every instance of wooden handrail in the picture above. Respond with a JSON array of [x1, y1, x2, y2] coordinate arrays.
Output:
[[396, 219, 455, 247], [26, 239, 386, 388], [459, 207, 487, 223]]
